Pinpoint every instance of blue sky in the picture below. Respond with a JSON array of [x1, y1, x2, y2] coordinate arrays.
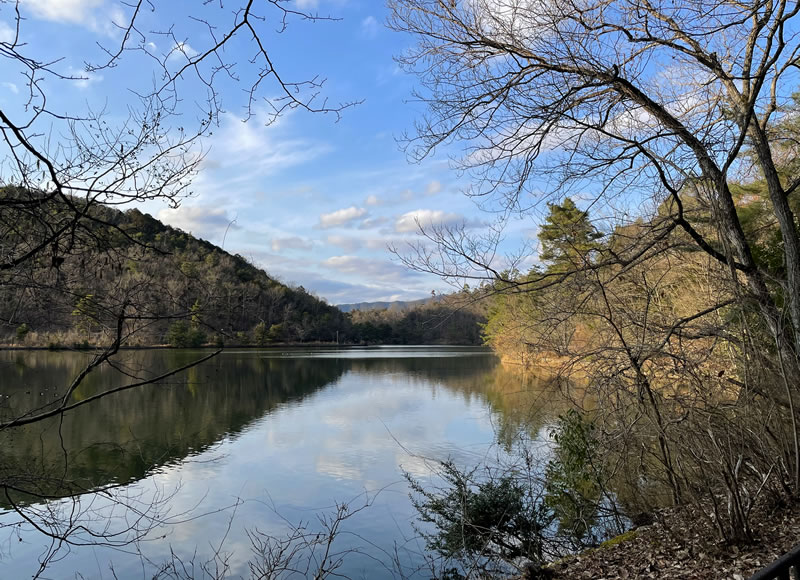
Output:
[[0, 0, 536, 304]]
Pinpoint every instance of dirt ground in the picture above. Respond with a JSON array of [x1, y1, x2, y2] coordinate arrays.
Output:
[[544, 500, 800, 579]]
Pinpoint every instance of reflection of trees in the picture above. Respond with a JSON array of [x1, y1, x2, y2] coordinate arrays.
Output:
[[346, 353, 587, 446], [0, 347, 612, 580], [0, 349, 594, 510], [476, 366, 591, 448], [345, 351, 497, 383], [0, 351, 347, 507]]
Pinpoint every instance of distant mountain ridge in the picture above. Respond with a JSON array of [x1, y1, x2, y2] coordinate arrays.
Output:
[[337, 295, 443, 313]]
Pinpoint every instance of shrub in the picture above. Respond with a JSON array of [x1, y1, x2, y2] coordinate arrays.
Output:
[[253, 321, 268, 346], [267, 323, 284, 343], [166, 321, 206, 348], [15, 323, 29, 343], [406, 459, 552, 577]]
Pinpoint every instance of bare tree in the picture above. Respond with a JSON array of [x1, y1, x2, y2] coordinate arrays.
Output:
[[0, 0, 354, 571], [389, 0, 800, 361], [388, 0, 800, 542]]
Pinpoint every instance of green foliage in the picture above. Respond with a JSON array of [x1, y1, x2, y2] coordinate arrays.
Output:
[[481, 199, 605, 361], [731, 183, 788, 276], [15, 323, 29, 343], [538, 198, 603, 271], [480, 272, 544, 358], [407, 459, 552, 575], [544, 410, 604, 545], [190, 299, 202, 325], [166, 321, 206, 348], [253, 321, 269, 346], [179, 261, 198, 277], [71, 294, 97, 336], [267, 323, 285, 343]]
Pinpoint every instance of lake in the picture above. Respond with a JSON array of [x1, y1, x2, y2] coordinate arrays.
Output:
[[0, 346, 564, 579]]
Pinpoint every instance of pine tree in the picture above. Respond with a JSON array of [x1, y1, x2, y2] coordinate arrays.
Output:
[[538, 198, 603, 271]]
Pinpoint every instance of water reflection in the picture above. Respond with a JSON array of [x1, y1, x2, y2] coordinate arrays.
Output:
[[0, 350, 350, 502], [0, 347, 581, 578]]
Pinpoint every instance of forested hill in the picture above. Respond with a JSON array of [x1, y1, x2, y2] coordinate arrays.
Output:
[[1, 197, 348, 346], [0, 194, 486, 347]]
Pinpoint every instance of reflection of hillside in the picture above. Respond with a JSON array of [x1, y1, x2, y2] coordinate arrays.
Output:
[[0, 351, 347, 506], [344, 351, 498, 382], [476, 365, 590, 445], [344, 353, 587, 442], [433, 362, 588, 443], [0, 349, 587, 508]]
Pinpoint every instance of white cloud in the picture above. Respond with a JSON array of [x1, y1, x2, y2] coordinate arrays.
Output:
[[168, 42, 199, 63], [24, 0, 104, 23], [326, 235, 362, 252], [318, 206, 367, 229], [366, 237, 404, 250], [0, 20, 16, 43], [425, 180, 443, 195], [2, 82, 18, 94], [23, 0, 126, 37], [358, 216, 389, 230], [365, 194, 380, 206], [361, 15, 379, 38], [208, 112, 330, 177], [295, 0, 319, 9], [394, 209, 466, 233], [68, 66, 103, 89], [271, 236, 313, 252], [322, 255, 415, 281], [157, 205, 239, 240]]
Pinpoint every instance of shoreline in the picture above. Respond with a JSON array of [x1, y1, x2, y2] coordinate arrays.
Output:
[[0, 342, 346, 351], [0, 342, 489, 352]]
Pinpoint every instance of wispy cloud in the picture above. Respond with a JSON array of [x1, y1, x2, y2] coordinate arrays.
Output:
[[23, 0, 127, 37], [361, 15, 379, 38], [358, 216, 389, 230], [322, 255, 419, 281], [326, 235, 362, 252], [0, 20, 16, 43], [167, 41, 199, 63], [24, 0, 104, 23], [318, 206, 367, 229], [157, 205, 239, 241], [271, 236, 314, 252], [425, 180, 443, 195], [394, 209, 466, 233], [68, 66, 103, 89], [206, 112, 331, 178]]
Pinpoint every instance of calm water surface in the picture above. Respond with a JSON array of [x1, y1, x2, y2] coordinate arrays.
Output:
[[0, 346, 561, 579]]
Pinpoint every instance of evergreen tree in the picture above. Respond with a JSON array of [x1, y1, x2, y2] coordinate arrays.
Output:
[[538, 198, 603, 271]]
